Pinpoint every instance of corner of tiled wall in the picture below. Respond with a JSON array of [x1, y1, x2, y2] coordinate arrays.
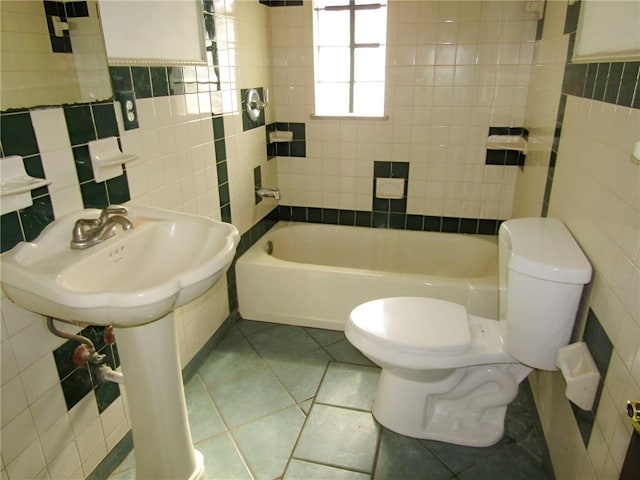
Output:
[[517, 1, 640, 478]]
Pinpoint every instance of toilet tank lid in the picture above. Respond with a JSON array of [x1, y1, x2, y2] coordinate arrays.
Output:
[[500, 218, 592, 284]]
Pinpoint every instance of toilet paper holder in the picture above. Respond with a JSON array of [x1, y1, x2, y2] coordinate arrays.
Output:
[[556, 342, 600, 411]]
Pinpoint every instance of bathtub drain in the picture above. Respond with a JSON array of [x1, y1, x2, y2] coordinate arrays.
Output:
[[266, 240, 274, 255]]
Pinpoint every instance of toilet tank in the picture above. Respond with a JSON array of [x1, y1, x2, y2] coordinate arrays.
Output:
[[498, 218, 592, 371]]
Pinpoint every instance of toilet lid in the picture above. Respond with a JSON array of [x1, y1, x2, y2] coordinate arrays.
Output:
[[349, 297, 471, 353]]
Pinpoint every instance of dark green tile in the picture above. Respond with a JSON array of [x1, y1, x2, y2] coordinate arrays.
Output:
[[1, 112, 39, 156], [221, 204, 231, 223], [604, 62, 623, 104], [294, 404, 379, 473], [212, 116, 225, 140], [324, 340, 376, 367], [198, 337, 266, 387], [95, 379, 120, 413], [208, 368, 293, 428], [109, 66, 133, 93], [131, 67, 152, 98], [315, 363, 380, 411], [214, 139, 227, 162], [92, 103, 119, 139], [72, 145, 94, 182], [376, 429, 453, 480], [53, 339, 82, 380], [19, 195, 54, 241], [80, 181, 109, 208], [268, 348, 332, 403], [618, 62, 639, 107], [216, 161, 228, 184], [184, 375, 225, 442], [304, 328, 345, 346], [196, 433, 252, 480], [60, 365, 93, 410], [219, 182, 230, 205], [457, 444, 550, 480], [424, 438, 506, 475], [23, 154, 45, 179], [424, 216, 442, 232], [64, 105, 96, 146], [150, 67, 169, 97], [232, 406, 305, 480], [236, 319, 277, 336], [247, 325, 321, 362], [1, 211, 24, 253], [106, 172, 131, 204]]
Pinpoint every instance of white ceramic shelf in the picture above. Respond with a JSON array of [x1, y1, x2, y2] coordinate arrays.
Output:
[[0, 155, 51, 215], [269, 131, 294, 144], [89, 137, 138, 182], [486, 135, 528, 154]]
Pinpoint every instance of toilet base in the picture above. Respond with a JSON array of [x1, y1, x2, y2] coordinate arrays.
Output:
[[372, 365, 521, 447]]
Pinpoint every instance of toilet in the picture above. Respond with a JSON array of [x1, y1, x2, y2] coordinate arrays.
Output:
[[345, 217, 592, 447]]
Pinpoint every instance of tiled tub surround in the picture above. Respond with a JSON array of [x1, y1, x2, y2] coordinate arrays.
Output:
[[236, 221, 498, 330], [272, 1, 539, 220], [110, 320, 554, 480]]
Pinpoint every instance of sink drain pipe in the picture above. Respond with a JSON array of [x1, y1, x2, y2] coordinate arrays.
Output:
[[46, 317, 124, 384]]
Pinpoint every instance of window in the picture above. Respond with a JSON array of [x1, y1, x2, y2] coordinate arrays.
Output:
[[312, 0, 387, 117]]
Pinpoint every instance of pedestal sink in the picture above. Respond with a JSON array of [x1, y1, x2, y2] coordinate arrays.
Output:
[[1, 204, 240, 480]]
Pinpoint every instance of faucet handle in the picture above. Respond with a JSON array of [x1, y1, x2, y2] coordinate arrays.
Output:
[[99, 206, 128, 224], [72, 218, 100, 242]]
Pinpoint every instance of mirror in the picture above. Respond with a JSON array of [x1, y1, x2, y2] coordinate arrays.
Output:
[[98, 0, 206, 66], [0, 0, 112, 111], [573, 0, 640, 63]]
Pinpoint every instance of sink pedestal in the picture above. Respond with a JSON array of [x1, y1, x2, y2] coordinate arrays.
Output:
[[115, 312, 204, 480]]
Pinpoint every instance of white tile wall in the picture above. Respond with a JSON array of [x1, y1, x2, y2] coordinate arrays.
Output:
[[273, 0, 538, 219], [514, 2, 640, 478], [537, 96, 640, 479], [0, 2, 273, 479]]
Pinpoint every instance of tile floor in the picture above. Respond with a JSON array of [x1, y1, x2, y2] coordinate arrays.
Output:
[[110, 320, 554, 480]]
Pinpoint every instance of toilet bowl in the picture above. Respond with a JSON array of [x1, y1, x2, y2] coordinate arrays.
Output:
[[345, 218, 592, 447]]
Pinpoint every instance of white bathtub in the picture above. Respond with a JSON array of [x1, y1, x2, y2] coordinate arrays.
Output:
[[236, 222, 498, 330]]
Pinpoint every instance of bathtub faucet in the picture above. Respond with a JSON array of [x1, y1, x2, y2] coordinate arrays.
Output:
[[256, 187, 281, 200]]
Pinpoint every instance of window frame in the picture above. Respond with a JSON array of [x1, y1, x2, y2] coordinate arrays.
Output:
[[312, 0, 388, 119]]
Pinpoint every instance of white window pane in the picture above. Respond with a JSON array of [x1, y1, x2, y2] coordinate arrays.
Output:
[[354, 47, 385, 81], [317, 10, 350, 46], [316, 47, 351, 82], [315, 83, 350, 115], [354, 8, 387, 45], [353, 82, 385, 116]]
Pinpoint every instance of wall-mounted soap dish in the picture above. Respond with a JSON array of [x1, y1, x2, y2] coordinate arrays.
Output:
[[0, 155, 51, 215], [269, 131, 293, 143], [556, 342, 601, 411], [486, 135, 528, 154], [89, 137, 138, 183]]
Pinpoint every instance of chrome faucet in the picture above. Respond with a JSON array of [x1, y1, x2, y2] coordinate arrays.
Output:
[[255, 187, 281, 200], [70, 206, 133, 250]]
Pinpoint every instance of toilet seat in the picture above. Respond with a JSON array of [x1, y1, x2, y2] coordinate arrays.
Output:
[[348, 297, 471, 354]]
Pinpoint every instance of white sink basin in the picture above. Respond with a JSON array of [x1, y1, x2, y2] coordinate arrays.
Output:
[[1, 205, 239, 326]]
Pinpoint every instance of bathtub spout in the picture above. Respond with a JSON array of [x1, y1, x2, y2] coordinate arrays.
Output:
[[256, 187, 281, 200]]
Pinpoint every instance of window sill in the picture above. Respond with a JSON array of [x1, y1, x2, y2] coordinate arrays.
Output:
[[310, 114, 389, 121]]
